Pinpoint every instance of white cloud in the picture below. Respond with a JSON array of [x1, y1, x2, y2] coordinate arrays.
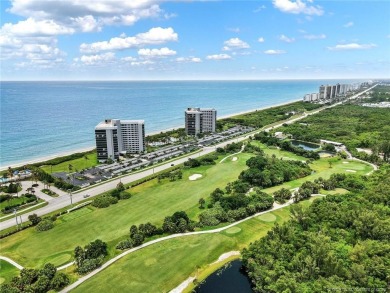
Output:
[[303, 33, 326, 40], [176, 57, 202, 63], [206, 54, 232, 60], [8, 0, 164, 28], [343, 21, 354, 28], [279, 34, 295, 43], [80, 52, 115, 65], [327, 43, 377, 51], [1, 18, 75, 37], [130, 60, 155, 66], [258, 37, 265, 43], [80, 27, 178, 53], [264, 49, 286, 55], [222, 38, 250, 51], [273, 0, 324, 16], [71, 15, 101, 32], [138, 47, 177, 58]]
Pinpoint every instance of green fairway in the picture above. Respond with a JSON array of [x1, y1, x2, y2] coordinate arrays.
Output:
[[0, 260, 20, 284], [72, 201, 315, 293], [40, 152, 98, 173], [0, 153, 252, 268]]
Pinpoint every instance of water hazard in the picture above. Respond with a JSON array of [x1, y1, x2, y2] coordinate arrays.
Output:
[[290, 139, 320, 151], [195, 260, 253, 293]]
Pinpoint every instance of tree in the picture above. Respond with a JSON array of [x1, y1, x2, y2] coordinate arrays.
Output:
[[199, 198, 205, 208], [84, 239, 107, 259], [50, 272, 70, 291], [273, 188, 292, 204], [131, 233, 144, 246], [13, 182, 22, 196], [28, 214, 42, 226], [84, 155, 89, 169], [130, 225, 138, 238], [210, 188, 224, 203], [116, 181, 125, 192]]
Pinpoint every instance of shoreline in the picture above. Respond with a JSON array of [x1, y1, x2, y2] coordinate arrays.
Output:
[[1, 99, 299, 171]]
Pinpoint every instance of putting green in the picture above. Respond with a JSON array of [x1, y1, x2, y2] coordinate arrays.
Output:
[[225, 227, 241, 234], [257, 213, 277, 222], [44, 253, 72, 266]]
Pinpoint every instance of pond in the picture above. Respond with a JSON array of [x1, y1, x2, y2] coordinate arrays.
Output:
[[290, 139, 320, 151], [195, 260, 253, 293]]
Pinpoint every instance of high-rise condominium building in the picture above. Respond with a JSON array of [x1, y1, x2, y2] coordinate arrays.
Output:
[[95, 119, 145, 162], [185, 108, 217, 135]]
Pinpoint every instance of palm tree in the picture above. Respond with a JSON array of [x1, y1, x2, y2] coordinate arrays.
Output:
[[84, 155, 89, 170], [7, 167, 13, 182], [14, 182, 22, 197]]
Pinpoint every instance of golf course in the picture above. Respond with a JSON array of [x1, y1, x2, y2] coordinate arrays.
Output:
[[0, 140, 374, 293]]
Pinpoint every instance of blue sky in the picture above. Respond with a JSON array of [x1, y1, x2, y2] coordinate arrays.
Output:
[[1, 0, 389, 80]]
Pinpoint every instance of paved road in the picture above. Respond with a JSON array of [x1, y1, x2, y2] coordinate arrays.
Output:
[[0, 84, 377, 231], [0, 256, 24, 270]]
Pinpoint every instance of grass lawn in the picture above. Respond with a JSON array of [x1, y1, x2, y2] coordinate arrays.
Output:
[[40, 152, 98, 174], [0, 153, 253, 268], [0, 195, 39, 217], [72, 200, 316, 293], [0, 259, 20, 285]]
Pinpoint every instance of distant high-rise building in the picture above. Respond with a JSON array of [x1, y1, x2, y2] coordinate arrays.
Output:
[[95, 119, 145, 162], [185, 107, 217, 135]]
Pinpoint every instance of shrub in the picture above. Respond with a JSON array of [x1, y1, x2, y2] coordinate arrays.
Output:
[[50, 272, 70, 291], [76, 257, 103, 275], [36, 219, 54, 232], [116, 239, 134, 250], [91, 195, 118, 208], [119, 191, 131, 200], [28, 214, 42, 225]]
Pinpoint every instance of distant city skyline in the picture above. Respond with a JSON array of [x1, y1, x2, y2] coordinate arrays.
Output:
[[1, 0, 389, 80]]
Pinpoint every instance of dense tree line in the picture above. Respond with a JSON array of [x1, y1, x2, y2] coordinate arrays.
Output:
[[216, 142, 244, 154], [242, 166, 390, 292], [116, 212, 194, 250], [218, 101, 322, 129], [0, 263, 69, 292], [239, 154, 312, 188], [199, 189, 273, 226], [278, 104, 390, 163], [184, 154, 218, 168]]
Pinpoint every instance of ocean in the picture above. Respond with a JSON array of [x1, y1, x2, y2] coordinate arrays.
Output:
[[0, 80, 360, 167]]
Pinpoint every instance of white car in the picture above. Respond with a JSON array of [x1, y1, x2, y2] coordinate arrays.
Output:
[[83, 194, 90, 198]]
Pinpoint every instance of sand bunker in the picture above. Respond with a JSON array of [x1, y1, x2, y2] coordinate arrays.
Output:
[[232, 157, 238, 161], [343, 161, 349, 164], [346, 170, 357, 173], [189, 174, 202, 181]]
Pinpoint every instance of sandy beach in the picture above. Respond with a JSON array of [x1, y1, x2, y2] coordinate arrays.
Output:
[[1, 99, 299, 171]]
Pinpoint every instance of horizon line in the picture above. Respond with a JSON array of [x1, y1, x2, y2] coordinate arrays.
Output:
[[1, 77, 386, 82]]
